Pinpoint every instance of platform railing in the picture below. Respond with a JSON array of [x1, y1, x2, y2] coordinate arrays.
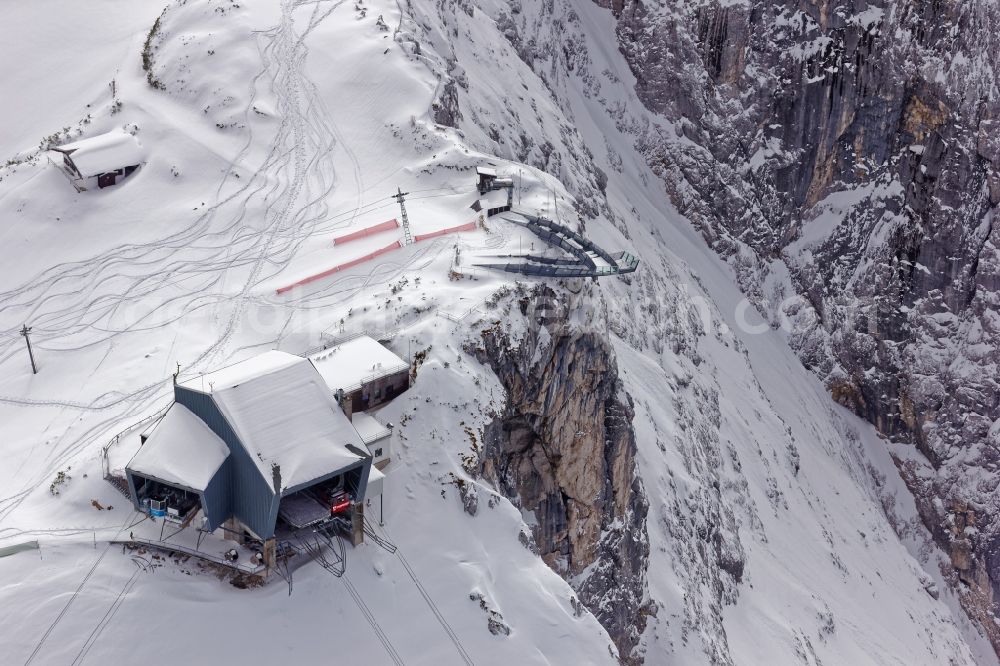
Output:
[[101, 403, 171, 480]]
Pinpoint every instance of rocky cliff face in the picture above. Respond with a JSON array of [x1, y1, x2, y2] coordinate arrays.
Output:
[[594, 0, 1000, 649], [471, 286, 649, 663], [399, 0, 999, 657]]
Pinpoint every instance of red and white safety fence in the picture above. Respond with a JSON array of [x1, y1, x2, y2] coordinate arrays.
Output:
[[333, 218, 399, 245], [276, 240, 403, 294], [277, 216, 484, 294], [414, 220, 478, 243]]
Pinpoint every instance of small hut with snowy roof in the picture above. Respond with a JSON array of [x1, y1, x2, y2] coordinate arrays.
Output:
[[48, 129, 143, 191]]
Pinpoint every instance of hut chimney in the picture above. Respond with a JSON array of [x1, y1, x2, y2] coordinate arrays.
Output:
[[271, 463, 282, 494]]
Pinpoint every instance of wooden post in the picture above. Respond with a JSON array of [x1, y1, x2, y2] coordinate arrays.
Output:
[[20, 324, 37, 374]]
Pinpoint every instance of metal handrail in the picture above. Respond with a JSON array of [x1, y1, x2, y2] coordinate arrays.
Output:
[[125, 537, 264, 575], [328, 361, 411, 395], [101, 403, 171, 478], [302, 328, 401, 358]]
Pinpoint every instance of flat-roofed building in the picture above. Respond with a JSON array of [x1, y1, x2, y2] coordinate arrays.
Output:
[[309, 334, 410, 414], [351, 412, 393, 469]]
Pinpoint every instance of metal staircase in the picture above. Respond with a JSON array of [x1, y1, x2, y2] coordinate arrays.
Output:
[[105, 474, 131, 499]]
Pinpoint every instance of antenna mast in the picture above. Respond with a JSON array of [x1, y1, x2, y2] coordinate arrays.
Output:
[[394, 187, 413, 245]]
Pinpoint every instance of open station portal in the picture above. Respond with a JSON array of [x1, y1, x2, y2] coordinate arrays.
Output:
[[123, 351, 390, 580]]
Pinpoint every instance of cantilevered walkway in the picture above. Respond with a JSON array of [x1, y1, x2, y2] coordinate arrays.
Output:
[[475, 212, 639, 278]]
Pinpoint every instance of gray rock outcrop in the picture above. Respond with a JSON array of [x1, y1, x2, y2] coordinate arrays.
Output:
[[471, 286, 650, 663]]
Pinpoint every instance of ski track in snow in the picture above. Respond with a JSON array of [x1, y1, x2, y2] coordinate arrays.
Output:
[[0, 4, 505, 661], [0, 0, 348, 526], [3, 5, 367, 657], [0, 0, 451, 528]]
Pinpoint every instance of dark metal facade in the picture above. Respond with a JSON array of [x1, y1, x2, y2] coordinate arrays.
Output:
[[174, 386, 278, 538], [124, 402, 230, 533], [170, 385, 371, 540]]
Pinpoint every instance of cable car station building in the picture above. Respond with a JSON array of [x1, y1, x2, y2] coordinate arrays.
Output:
[[125, 351, 374, 567]]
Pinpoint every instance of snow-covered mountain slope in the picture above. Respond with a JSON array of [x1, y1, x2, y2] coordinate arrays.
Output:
[[0, 0, 994, 664]]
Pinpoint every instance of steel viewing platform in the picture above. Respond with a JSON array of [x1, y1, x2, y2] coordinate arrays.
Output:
[[474, 212, 639, 278]]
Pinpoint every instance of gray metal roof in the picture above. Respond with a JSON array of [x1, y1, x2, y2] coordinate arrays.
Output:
[[181, 351, 367, 493]]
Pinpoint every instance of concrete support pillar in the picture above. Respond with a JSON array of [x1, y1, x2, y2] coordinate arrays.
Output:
[[351, 504, 364, 546], [263, 537, 277, 570], [223, 517, 241, 543]]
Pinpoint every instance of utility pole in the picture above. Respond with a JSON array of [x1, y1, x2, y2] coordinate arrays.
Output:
[[20, 324, 37, 375], [394, 187, 413, 245]]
